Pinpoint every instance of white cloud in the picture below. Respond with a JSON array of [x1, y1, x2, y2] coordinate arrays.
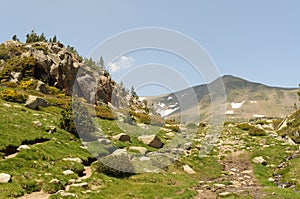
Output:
[[109, 56, 134, 72]]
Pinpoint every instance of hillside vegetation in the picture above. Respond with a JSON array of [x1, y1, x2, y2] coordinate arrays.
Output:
[[0, 32, 300, 199]]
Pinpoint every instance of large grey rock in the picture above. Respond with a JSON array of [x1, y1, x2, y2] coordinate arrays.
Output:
[[25, 95, 50, 110], [0, 173, 11, 183], [138, 135, 163, 148], [36, 81, 48, 94]]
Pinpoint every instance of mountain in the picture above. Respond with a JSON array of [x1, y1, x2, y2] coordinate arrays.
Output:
[[146, 75, 299, 122]]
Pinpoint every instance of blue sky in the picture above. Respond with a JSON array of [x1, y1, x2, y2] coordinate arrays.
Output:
[[1, 0, 300, 95]]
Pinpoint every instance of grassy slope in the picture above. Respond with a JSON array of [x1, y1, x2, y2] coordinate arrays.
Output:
[[1, 88, 300, 198], [0, 95, 219, 199]]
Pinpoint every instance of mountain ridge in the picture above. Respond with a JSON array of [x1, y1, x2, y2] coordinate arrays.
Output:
[[146, 75, 298, 121]]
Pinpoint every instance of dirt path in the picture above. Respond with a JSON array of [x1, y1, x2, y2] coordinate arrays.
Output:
[[195, 151, 261, 199], [65, 166, 92, 191], [194, 126, 263, 198], [19, 191, 50, 199]]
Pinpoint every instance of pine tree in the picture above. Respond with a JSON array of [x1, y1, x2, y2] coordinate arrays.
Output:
[[39, 33, 47, 42], [99, 56, 105, 69], [131, 86, 138, 98], [52, 35, 57, 43], [12, 35, 19, 41], [26, 30, 39, 43]]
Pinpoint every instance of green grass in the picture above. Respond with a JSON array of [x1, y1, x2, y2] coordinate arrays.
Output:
[[0, 98, 95, 198], [1, 82, 300, 199], [50, 171, 198, 199], [0, 99, 53, 152]]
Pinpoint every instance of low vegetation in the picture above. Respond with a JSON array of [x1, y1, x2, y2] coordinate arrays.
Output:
[[0, 33, 300, 198]]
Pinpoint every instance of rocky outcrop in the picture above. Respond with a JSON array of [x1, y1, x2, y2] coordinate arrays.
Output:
[[25, 95, 50, 110], [1, 40, 117, 105]]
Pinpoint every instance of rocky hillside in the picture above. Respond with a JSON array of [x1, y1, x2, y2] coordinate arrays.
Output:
[[1, 34, 300, 199], [0, 40, 117, 105], [147, 75, 298, 122]]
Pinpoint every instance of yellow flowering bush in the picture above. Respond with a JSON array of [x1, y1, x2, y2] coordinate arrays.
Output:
[[0, 89, 28, 103], [18, 80, 33, 90]]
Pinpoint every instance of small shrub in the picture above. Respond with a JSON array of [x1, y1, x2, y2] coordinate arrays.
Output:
[[165, 119, 178, 125], [0, 89, 28, 103], [94, 105, 115, 120], [43, 182, 64, 194], [129, 111, 164, 126], [57, 93, 65, 98], [18, 80, 33, 90], [0, 81, 18, 88], [248, 127, 267, 136], [255, 120, 268, 125], [237, 123, 253, 131], [272, 119, 283, 130], [165, 124, 180, 132], [46, 97, 70, 109], [59, 98, 96, 141], [46, 86, 60, 95], [0, 56, 36, 81]]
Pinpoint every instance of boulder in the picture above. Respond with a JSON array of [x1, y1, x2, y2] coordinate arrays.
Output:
[[138, 135, 163, 148], [129, 146, 147, 154], [0, 173, 11, 183], [252, 156, 267, 165], [9, 72, 22, 83], [25, 95, 50, 110], [183, 165, 196, 174], [36, 81, 48, 94], [112, 133, 130, 142]]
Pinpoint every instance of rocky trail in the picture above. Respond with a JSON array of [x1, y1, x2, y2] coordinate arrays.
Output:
[[195, 151, 261, 198], [194, 125, 270, 199]]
